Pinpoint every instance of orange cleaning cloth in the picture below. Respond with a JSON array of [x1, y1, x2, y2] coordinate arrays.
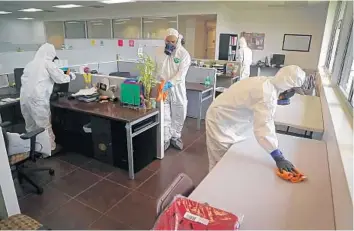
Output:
[[156, 80, 168, 102], [276, 168, 307, 183]]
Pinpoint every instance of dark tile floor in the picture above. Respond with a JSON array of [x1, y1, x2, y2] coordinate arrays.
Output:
[[15, 118, 208, 230]]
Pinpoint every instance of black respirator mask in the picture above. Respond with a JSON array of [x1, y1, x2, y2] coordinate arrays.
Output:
[[164, 43, 176, 56]]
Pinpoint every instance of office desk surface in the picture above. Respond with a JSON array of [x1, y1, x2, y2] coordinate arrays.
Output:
[[186, 82, 213, 92], [51, 98, 158, 123], [189, 134, 334, 230], [275, 94, 324, 133]]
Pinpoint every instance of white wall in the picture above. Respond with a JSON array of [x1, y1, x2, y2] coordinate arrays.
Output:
[[0, 19, 45, 52], [216, 4, 328, 69]]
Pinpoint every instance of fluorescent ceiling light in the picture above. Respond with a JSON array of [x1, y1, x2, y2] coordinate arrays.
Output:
[[143, 20, 154, 23], [101, 0, 134, 4], [93, 23, 104, 26], [115, 18, 130, 22], [17, 17, 34, 20], [114, 21, 126, 25], [145, 17, 166, 20], [169, 21, 177, 23], [0, 11, 12, 14], [19, 8, 43, 12], [89, 20, 103, 23], [53, 4, 82, 9], [66, 21, 80, 24]]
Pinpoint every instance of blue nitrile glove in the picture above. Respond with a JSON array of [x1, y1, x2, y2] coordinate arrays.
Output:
[[163, 81, 173, 92], [270, 149, 295, 173]]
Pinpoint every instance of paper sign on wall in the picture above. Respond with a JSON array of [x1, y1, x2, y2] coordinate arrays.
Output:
[[90, 40, 96, 46], [118, 40, 123, 47], [138, 46, 143, 56], [129, 40, 135, 47]]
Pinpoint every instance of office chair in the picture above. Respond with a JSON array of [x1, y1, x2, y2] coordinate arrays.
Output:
[[156, 173, 195, 217], [0, 121, 55, 195], [109, 72, 131, 78]]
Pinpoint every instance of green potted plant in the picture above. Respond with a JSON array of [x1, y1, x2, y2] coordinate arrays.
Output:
[[137, 53, 157, 109]]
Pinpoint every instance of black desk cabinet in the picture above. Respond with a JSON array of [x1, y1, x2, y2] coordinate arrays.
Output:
[[52, 106, 157, 173]]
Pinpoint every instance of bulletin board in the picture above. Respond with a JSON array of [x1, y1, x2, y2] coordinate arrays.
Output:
[[240, 32, 265, 50], [282, 34, 312, 52]]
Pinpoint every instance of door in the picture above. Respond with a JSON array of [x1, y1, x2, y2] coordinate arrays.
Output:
[[206, 22, 216, 59]]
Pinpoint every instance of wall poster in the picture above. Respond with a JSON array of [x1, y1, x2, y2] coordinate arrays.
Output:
[[240, 32, 265, 50]]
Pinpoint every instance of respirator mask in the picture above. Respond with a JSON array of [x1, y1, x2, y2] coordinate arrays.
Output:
[[164, 43, 176, 56]]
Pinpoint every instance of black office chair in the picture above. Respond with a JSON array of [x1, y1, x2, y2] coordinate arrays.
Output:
[[0, 121, 55, 195], [109, 72, 131, 77]]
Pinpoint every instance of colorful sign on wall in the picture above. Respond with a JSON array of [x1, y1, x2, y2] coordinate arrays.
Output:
[[129, 40, 135, 47]]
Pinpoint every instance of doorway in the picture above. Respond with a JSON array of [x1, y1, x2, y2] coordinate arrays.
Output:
[[205, 20, 216, 59], [178, 14, 217, 59]]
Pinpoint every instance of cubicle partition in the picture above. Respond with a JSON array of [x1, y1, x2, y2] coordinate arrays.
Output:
[[117, 61, 140, 77]]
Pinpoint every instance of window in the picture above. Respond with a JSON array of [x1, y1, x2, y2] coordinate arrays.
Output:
[[142, 16, 177, 39], [64, 21, 86, 39], [44, 21, 65, 49], [113, 17, 141, 39], [87, 19, 111, 38], [325, 1, 346, 70]]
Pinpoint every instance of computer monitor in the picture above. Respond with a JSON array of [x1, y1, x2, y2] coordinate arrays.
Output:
[[271, 54, 285, 67], [14, 68, 24, 92]]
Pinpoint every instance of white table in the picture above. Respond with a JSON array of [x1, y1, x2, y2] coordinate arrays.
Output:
[[275, 94, 324, 139], [189, 134, 334, 230]]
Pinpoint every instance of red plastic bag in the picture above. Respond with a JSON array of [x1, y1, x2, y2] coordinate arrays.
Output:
[[153, 196, 242, 230]]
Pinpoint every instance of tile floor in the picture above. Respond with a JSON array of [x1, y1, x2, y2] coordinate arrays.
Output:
[[15, 118, 209, 230]]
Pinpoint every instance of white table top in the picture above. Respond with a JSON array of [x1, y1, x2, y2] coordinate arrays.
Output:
[[189, 134, 334, 230], [275, 94, 324, 133]]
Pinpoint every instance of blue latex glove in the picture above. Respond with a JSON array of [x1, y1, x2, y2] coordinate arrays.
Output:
[[270, 149, 295, 173], [163, 81, 173, 92]]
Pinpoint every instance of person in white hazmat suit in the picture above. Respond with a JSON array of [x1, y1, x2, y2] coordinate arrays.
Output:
[[238, 37, 253, 80], [156, 28, 191, 151], [206, 65, 306, 172], [20, 43, 76, 152]]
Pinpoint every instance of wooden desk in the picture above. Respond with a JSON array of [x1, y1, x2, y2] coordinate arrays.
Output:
[[51, 98, 161, 180], [216, 74, 238, 88], [185, 82, 213, 130], [275, 94, 324, 139], [190, 134, 334, 230]]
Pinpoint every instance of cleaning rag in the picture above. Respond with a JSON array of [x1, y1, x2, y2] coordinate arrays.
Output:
[[276, 168, 307, 183]]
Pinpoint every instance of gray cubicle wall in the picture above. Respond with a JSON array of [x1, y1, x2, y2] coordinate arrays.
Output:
[[185, 66, 216, 120], [117, 61, 140, 77], [69, 73, 127, 99]]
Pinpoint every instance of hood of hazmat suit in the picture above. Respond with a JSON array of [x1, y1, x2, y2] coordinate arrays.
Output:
[[156, 28, 191, 143], [20, 43, 71, 151], [238, 37, 252, 80], [206, 65, 305, 170]]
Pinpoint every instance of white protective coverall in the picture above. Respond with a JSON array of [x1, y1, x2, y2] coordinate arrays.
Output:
[[239, 37, 253, 80], [156, 29, 191, 143], [206, 65, 305, 170], [20, 43, 74, 151]]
